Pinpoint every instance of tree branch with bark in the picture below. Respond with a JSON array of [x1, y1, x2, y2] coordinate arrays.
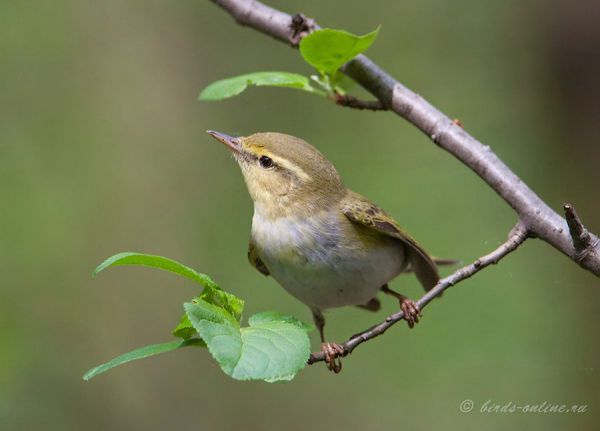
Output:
[[208, 0, 599, 365]]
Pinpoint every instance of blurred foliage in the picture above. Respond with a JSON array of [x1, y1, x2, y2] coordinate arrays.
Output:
[[0, 0, 598, 430]]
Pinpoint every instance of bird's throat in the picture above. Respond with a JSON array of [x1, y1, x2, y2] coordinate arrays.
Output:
[[253, 192, 342, 221]]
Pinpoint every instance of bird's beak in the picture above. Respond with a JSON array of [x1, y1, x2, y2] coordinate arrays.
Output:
[[206, 130, 242, 154]]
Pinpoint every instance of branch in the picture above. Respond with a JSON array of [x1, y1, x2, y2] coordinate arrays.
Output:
[[331, 93, 387, 111], [210, 0, 600, 277], [564, 203, 600, 269], [308, 222, 530, 364]]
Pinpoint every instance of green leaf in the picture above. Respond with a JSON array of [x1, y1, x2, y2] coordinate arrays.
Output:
[[248, 311, 314, 332], [185, 301, 312, 382], [199, 285, 244, 322], [199, 71, 322, 101], [300, 27, 380, 75], [94, 252, 245, 342], [93, 252, 219, 291], [83, 339, 204, 381], [172, 284, 245, 340], [172, 313, 197, 340]]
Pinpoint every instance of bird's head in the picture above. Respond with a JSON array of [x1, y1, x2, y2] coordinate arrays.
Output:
[[207, 131, 344, 218]]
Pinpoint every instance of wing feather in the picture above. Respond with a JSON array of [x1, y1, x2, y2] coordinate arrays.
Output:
[[248, 239, 270, 276], [341, 190, 440, 291]]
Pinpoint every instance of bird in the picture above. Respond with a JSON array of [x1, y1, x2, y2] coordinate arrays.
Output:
[[207, 130, 451, 372]]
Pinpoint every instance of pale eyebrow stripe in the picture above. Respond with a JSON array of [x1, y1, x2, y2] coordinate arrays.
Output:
[[272, 157, 310, 182], [247, 142, 310, 181]]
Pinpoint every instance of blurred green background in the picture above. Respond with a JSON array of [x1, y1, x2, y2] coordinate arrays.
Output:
[[1, 0, 598, 429]]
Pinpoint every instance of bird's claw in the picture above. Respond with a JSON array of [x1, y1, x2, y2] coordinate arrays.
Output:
[[400, 298, 421, 328], [321, 342, 344, 373]]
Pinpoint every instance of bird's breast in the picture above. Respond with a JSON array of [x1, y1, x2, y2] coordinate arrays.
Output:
[[251, 209, 407, 309]]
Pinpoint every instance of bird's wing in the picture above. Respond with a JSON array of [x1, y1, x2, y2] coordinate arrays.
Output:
[[248, 238, 270, 276], [341, 190, 440, 291]]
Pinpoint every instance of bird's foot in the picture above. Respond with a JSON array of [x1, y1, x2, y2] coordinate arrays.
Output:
[[321, 342, 344, 373], [381, 285, 422, 328], [400, 297, 421, 328]]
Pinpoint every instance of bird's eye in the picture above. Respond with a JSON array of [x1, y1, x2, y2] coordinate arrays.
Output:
[[259, 156, 274, 169]]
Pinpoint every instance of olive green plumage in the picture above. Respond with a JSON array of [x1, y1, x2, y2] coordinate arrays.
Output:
[[208, 129, 451, 372], [340, 190, 440, 291], [209, 130, 441, 296]]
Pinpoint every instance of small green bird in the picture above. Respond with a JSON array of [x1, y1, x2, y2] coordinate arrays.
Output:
[[208, 130, 449, 372]]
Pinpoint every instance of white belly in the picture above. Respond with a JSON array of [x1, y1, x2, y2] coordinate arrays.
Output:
[[251, 210, 407, 310]]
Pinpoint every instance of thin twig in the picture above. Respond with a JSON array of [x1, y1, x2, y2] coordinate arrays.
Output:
[[331, 93, 387, 111], [210, 0, 600, 277], [564, 203, 592, 252], [307, 222, 530, 364], [564, 203, 600, 269]]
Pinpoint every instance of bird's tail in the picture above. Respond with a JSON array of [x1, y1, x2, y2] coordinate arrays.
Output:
[[432, 257, 461, 267]]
